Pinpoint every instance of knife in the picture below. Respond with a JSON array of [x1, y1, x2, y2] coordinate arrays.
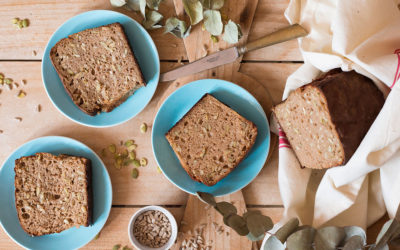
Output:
[[160, 24, 308, 82]]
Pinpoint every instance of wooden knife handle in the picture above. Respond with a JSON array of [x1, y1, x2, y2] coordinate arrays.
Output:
[[238, 24, 308, 55]]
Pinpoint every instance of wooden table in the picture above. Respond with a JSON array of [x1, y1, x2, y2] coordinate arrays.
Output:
[[0, 0, 386, 249]]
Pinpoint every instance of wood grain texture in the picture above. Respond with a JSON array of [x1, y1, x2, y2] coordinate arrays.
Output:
[[0, 0, 302, 61]]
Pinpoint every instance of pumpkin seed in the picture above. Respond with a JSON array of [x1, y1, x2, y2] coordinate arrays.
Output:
[[132, 159, 140, 167], [125, 140, 134, 147], [127, 144, 137, 151], [131, 168, 139, 178], [129, 151, 136, 160], [11, 18, 19, 24], [22, 19, 29, 28], [211, 35, 218, 43], [157, 166, 162, 173], [140, 157, 148, 166], [112, 244, 121, 250], [108, 144, 116, 153], [140, 123, 147, 133], [4, 78, 13, 85]]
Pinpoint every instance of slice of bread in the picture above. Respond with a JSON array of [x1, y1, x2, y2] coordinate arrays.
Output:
[[50, 23, 145, 116], [165, 94, 258, 186], [14, 153, 92, 236], [272, 69, 384, 169]]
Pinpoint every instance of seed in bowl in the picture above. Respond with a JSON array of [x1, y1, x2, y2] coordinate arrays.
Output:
[[133, 210, 172, 248]]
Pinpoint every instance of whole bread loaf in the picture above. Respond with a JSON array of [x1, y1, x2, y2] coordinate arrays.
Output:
[[50, 23, 145, 115], [14, 153, 92, 236], [273, 69, 385, 169], [166, 94, 258, 186]]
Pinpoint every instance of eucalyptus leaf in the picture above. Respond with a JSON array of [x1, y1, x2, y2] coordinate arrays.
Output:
[[182, 0, 203, 25], [165, 17, 190, 38], [246, 213, 273, 237], [126, 0, 146, 17], [343, 235, 364, 250], [374, 219, 400, 250], [286, 226, 316, 250], [275, 218, 299, 243], [200, 0, 224, 9], [222, 20, 242, 44], [264, 235, 285, 250], [142, 10, 163, 30], [110, 0, 127, 7], [216, 201, 237, 216], [196, 192, 216, 206], [314, 226, 346, 250], [146, 0, 162, 10], [203, 10, 223, 36], [243, 210, 261, 221], [226, 214, 249, 236], [342, 226, 366, 245], [247, 232, 264, 241], [391, 232, 400, 246]]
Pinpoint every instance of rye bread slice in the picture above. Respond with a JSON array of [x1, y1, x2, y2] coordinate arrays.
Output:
[[272, 69, 384, 169], [14, 153, 92, 236], [50, 22, 145, 116], [165, 94, 258, 186]]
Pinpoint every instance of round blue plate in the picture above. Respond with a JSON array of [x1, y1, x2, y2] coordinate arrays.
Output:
[[42, 10, 160, 127], [152, 79, 270, 196], [0, 136, 112, 250]]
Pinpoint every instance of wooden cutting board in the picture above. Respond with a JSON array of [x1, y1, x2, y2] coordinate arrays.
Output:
[[158, 0, 277, 249]]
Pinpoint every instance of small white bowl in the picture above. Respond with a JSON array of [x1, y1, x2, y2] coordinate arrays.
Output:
[[128, 206, 178, 250]]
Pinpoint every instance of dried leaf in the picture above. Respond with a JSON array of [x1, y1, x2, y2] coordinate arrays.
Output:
[[215, 201, 237, 216], [200, 0, 224, 9], [314, 226, 346, 250], [286, 226, 316, 250], [146, 0, 162, 10], [247, 232, 264, 242], [226, 214, 249, 236], [142, 10, 163, 30], [342, 226, 366, 245], [126, 0, 146, 17], [165, 17, 190, 38], [275, 218, 299, 243], [343, 235, 363, 250], [246, 213, 273, 237], [264, 235, 285, 250], [182, 0, 203, 25], [374, 219, 400, 250], [110, 0, 127, 7], [196, 192, 216, 206], [203, 10, 223, 36], [222, 20, 242, 44]]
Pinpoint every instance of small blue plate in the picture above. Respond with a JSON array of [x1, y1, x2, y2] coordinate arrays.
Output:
[[42, 10, 160, 127], [152, 79, 270, 196], [0, 136, 112, 250]]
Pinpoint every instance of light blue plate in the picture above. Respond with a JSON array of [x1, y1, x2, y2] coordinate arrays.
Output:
[[0, 136, 112, 250], [42, 10, 160, 127], [152, 79, 270, 196]]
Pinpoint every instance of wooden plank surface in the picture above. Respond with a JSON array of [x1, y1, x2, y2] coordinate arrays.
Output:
[[0, 0, 301, 61]]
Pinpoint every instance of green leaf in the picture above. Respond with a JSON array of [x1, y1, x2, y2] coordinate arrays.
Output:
[[226, 214, 249, 236], [275, 218, 299, 243], [247, 232, 264, 241], [245, 213, 273, 237], [342, 226, 366, 245], [314, 226, 346, 250], [343, 235, 364, 250], [215, 201, 237, 216], [203, 10, 223, 36], [126, 0, 146, 17], [146, 0, 162, 10], [182, 0, 203, 25], [374, 219, 400, 249], [286, 226, 316, 250], [264, 235, 285, 250], [222, 20, 242, 44], [110, 0, 127, 7], [142, 10, 163, 30], [200, 0, 224, 9], [164, 17, 191, 38], [196, 192, 216, 206]]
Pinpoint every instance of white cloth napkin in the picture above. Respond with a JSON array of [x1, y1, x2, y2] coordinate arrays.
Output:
[[273, 0, 400, 231]]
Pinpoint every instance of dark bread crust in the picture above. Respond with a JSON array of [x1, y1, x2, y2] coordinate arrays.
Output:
[[166, 93, 258, 186], [49, 22, 145, 116]]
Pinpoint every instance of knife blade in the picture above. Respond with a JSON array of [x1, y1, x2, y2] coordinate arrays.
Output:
[[159, 24, 308, 82]]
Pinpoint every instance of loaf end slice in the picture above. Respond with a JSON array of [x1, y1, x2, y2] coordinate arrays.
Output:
[[166, 94, 258, 186], [50, 23, 145, 116], [15, 153, 92, 236]]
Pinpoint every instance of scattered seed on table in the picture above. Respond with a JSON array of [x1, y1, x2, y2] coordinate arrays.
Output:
[[131, 168, 139, 179], [140, 123, 147, 133], [15, 117, 22, 122], [37, 104, 41, 112]]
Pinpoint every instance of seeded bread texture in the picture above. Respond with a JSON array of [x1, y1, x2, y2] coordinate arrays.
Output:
[[273, 69, 384, 169], [165, 94, 258, 186], [50, 23, 145, 115], [14, 153, 92, 236]]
